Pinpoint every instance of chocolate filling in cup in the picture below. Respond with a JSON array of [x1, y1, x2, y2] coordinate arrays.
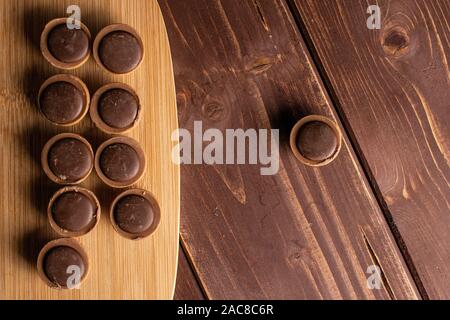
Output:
[[42, 133, 94, 185], [48, 187, 100, 237], [41, 18, 91, 70], [37, 238, 89, 289], [110, 189, 161, 240], [95, 136, 146, 188], [38, 74, 90, 126], [90, 83, 141, 134], [290, 115, 342, 167], [93, 24, 144, 74]]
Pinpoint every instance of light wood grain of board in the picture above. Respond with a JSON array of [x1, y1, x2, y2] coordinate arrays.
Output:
[[0, 0, 179, 299]]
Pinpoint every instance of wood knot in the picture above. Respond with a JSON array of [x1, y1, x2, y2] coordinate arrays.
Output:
[[201, 101, 226, 122], [381, 27, 410, 57]]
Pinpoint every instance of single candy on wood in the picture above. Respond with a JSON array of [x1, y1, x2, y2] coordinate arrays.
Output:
[[48, 187, 100, 237], [41, 18, 91, 69], [290, 115, 342, 166], [90, 83, 141, 134], [110, 189, 161, 240], [37, 238, 89, 289], [95, 136, 146, 188], [99, 31, 142, 73], [296, 121, 338, 162], [42, 134, 94, 184], [114, 195, 154, 234], [52, 191, 96, 232], [98, 89, 139, 129], [48, 138, 93, 182], [38, 74, 90, 126], [94, 24, 144, 74], [40, 81, 84, 125], [44, 246, 86, 288], [100, 143, 140, 182], [47, 24, 90, 63]]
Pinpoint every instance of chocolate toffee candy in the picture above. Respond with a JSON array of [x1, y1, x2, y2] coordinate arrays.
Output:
[[44, 246, 85, 287], [90, 83, 141, 134], [47, 24, 89, 63], [100, 143, 140, 182], [37, 239, 89, 289], [110, 189, 161, 240], [115, 195, 154, 234], [99, 31, 142, 73], [48, 139, 92, 182], [290, 115, 342, 166], [52, 192, 95, 230], [38, 74, 90, 126], [40, 81, 83, 124], [41, 18, 91, 69], [95, 137, 145, 188], [296, 121, 338, 162], [99, 89, 139, 128], [49, 187, 100, 237], [42, 133, 94, 184], [94, 24, 144, 74]]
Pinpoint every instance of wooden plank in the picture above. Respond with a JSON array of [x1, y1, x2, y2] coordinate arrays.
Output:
[[0, 0, 180, 299], [292, 0, 450, 299], [160, 0, 420, 299], [174, 246, 205, 300]]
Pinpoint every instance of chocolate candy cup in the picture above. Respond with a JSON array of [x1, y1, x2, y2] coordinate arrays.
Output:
[[93, 24, 144, 74], [41, 18, 91, 70], [90, 83, 141, 134], [42, 133, 94, 185], [48, 187, 101, 237], [94, 136, 146, 188], [37, 238, 89, 289], [38, 74, 90, 126], [110, 189, 161, 240], [289, 115, 342, 167]]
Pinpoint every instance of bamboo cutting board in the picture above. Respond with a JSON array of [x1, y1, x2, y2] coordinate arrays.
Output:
[[0, 0, 180, 299]]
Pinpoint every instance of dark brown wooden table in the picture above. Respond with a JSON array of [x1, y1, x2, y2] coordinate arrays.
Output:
[[159, 0, 449, 300]]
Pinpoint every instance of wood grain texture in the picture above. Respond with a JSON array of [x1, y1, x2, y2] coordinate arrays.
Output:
[[160, 0, 420, 299], [174, 246, 205, 300], [293, 0, 449, 299], [0, 0, 180, 299]]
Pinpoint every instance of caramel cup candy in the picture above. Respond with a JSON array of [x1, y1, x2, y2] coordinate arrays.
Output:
[[41, 18, 91, 70], [90, 83, 141, 134], [290, 115, 342, 167], [110, 189, 161, 240], [48, 187, 100, 237], [38, 74, 90, 126], [42, 133, 94, 185], [37, 238, 89, 289], [93, 24, 144, 74], [95, 136, 146, 188]]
